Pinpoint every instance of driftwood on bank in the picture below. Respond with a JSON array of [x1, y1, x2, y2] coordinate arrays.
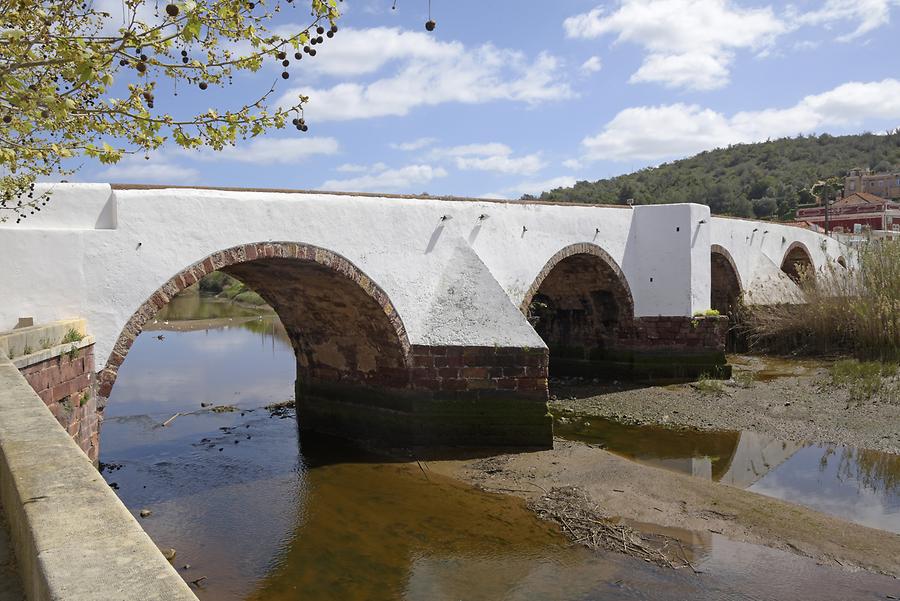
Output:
[[529, 486, 700, 572]]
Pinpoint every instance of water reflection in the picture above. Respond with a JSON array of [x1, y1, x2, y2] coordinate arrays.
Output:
[[554, 415, 899, 533], [99, 295, 900, 600], [105, 316, 295, 418], [102, 408, 898, 601], [751, 444, 900, 533]]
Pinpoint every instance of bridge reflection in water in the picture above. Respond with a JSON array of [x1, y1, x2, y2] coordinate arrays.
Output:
[[100, 296, 899, 600]]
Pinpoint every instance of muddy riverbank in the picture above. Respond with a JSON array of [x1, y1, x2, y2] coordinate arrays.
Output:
[[427, 438, 900, 580], [550, 354, 900, 454]]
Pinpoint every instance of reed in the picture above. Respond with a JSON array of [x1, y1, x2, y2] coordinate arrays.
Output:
[[743, 240, 900, 361]]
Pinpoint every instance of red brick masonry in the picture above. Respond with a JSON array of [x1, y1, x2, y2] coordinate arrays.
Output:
[[408, 345, 548, 401], [20, 345, 99, 463], [623, 315, 729, 353]]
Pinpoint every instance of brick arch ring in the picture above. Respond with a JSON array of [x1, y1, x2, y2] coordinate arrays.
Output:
[[97, 241, 412, 398], [519, 242, 635, 317], [710, 243, 744, 292]]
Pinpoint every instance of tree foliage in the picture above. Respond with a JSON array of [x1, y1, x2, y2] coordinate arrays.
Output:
[[0, 0, 340, 222], [535, 131, 900, 220]]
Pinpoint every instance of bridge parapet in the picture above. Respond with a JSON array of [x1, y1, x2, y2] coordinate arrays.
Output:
[[0, 350, 196, 600]]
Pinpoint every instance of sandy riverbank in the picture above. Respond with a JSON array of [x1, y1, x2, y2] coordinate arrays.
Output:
[[426, 438, 900, 579], [550, 354, 900, 454], [425, 355, 899, 581]]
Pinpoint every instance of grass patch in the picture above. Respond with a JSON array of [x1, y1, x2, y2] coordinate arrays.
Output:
[[693, 309, 721, 317], [693, 374, 725, 394], [61, 327, 84, 344], [829, 359, 898, 405], [732, 370, 756, 389]]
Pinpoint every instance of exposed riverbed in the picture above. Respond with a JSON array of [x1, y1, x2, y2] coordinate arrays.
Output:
[[98, 296, 900, 600]]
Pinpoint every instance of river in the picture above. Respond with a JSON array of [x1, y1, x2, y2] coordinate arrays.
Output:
[[100, 294, 899, 600]]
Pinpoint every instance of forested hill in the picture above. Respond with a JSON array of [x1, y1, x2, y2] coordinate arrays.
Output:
[[534, 131, 900, 219]]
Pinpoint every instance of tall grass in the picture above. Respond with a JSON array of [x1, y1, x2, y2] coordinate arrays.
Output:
[[744, 240, 900, 360]]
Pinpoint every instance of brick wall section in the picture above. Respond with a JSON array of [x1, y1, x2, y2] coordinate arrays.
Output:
[[408, 345, 548, 401], [20, 345, 99, 463], [620, 316, 729, 353]]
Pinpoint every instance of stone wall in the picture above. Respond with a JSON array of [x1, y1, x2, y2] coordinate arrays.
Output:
[[0, 320, 100, 464], [19, 345, 99, 463], [297, 345, 552, 449], [550, 316, 730, 381], [408, 345, 547, 401]]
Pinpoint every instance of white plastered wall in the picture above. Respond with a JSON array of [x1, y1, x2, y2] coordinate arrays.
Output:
[[0, 184, 841, 369], [709, 216, 847, 305]]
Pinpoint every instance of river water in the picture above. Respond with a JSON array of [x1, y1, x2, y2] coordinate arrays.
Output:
[[100, 295, 899, 600]]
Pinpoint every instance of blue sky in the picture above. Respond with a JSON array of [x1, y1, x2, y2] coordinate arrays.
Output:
[[84, 0, 900, 198]]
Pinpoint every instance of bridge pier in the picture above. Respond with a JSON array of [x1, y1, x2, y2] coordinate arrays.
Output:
[[296, 344, 552, 448], [545, 315, 731, 381]]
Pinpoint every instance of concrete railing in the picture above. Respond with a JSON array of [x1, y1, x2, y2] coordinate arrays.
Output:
[[0, 354, 197, 600]]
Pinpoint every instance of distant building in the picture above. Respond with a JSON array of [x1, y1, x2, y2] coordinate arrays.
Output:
[[844, 168, 900, 200], [796, 191, 900, 233]]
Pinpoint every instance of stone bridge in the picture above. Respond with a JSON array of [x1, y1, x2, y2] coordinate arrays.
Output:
[[0, 183, 846, 450]]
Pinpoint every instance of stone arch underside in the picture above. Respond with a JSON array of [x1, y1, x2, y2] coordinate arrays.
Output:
[[710, 245, 742, 315], [99, 242, 551, 448], [525, 245, 634, 375], [523, 243, 730, 381], [781, 242, 814, 285]]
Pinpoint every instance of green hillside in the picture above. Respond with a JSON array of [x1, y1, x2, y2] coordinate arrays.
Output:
[[534, 130, 900, 219]]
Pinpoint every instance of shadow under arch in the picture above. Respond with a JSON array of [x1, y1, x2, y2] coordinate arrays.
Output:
[[98, 242, 412, 400], [710, 244, 743, 315], [521, 243, 635, 378], [780, 241, 815, 285]]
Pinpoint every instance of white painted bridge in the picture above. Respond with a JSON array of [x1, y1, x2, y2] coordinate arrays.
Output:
[[0, 183, 846, 447]]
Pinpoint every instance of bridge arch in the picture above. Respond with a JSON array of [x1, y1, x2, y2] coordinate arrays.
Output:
[[521, 243, 634, 372], [98, 242, 411, 398], [710, 244, 743, 315], [780, 241, 814, 285]]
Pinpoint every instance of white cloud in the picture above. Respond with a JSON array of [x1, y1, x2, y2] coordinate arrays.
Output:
[[563, 1, 786, 90], [336, 162, 387, 173], [562, 158, 584, 170], [188, 137, 339, 164], [298, 27, 461, 77], [321, 164, 447, 192], [580, 56, 603, 73], [430, 143, 546, 176], [791, 0, 900, 41], [581, 78, 900, 162], [496, 176, 578, 199], [98, 153, 199, 184], [390, 138, 438, 151], [279, 28, 573, 121]]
